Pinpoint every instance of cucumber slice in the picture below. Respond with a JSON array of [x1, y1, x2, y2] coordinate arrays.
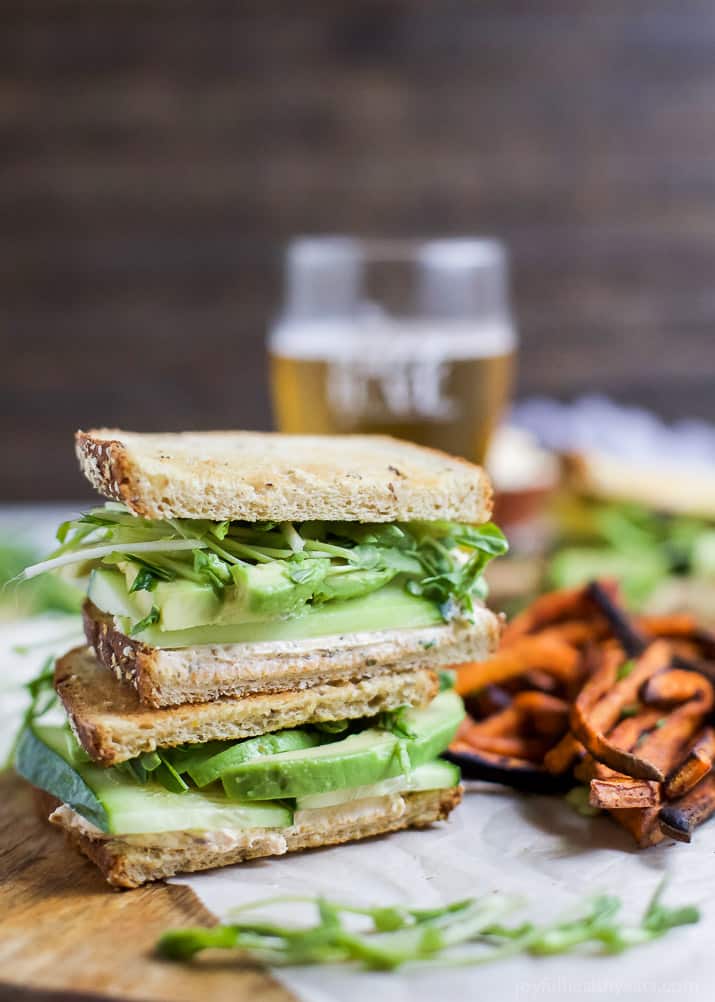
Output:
[[87, 568, 140, 620], [295, 759, 460, 811], [221, 691, 465, 801], [188, 729, 323, 788], [16, 726, 108, 830], [82, 778, 292, 835], [16, 725, 292, 835]]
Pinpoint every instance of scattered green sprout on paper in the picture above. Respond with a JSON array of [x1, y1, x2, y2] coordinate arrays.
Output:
[[157, 878, 698, 971]]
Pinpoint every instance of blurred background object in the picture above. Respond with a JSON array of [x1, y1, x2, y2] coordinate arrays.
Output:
[[3, 1, 715, 501], [269, 237, 515, 463], [485, 399, 715, 621]]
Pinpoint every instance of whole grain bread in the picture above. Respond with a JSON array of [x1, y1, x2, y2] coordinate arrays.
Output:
[[84, 600, 501, 708], [56, 646, 440, 765], [46, 787, 462, 888], [75, 428, 493, 523]]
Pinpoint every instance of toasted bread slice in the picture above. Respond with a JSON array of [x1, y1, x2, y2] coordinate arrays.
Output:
[[75, 428, 493, 523], [45, 787, 462, 887], [83, 600, 500, 708], [55, 646, 440, 765]]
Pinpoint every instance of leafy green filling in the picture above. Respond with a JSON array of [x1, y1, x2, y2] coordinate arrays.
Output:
[[24, 504, 508, 627]]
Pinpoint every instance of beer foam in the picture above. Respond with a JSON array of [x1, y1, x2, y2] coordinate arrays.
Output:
[[269, 319, 517, 362]]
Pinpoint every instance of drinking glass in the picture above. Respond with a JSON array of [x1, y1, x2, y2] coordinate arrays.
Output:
[[269, 237, 517, 464]]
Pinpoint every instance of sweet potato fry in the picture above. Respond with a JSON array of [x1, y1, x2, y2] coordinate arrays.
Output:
[[587, 709, 664, 784], [501, 582, 617, 645], [663, 727, 715, 800], [460, 734, 550, 761], [681, 658, 715, 685], [585, 581, 647, 658], [620, 608, 715, 677], [669, 640, 703, 663], [454, 636, 581, 697], [581, 730, 663, 783], [542, 648, 606, 775], [454, 717, 473, 744], [693, 627, 715, 660], [633, 682, 714, 779], [641, 668, 708, 708], [541, 642, 611, 775], [589, 778, 660, 810], [540, 619, 610, 647], [573, 752, 598, 783], [459, 705, 522, 739], [659, 773, 715, 843], [449, 740, 478, 755], [610, 805, 665, 847], [577, 643, 669, 732], [570, 642, 673, 781], [604, 708, 664, 751], [521, 669, 560, 694], [638, 613, 699, 639], [444, 745, 573, 793], [512, 691, 570, 740], [466, 684, 512, 719], [544, 734, 584, 775]]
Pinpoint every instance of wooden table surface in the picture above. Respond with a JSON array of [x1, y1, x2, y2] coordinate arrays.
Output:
[[0, 772, 294, 1002]]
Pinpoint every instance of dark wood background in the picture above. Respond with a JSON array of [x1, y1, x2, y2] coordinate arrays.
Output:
[[2, 0, 715, 499]]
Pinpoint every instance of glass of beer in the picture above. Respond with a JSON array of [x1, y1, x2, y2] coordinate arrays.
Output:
[[268, 237, 517, 464]]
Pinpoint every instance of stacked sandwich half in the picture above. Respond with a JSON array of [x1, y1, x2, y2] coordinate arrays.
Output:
[[17, 430, 506, 887]]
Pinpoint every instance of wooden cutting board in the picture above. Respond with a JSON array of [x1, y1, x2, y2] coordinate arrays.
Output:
[[0, 772, 294, 1002]]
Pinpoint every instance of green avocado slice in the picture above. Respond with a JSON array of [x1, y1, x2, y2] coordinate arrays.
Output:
[[400, 690, 469, 767], [187, 729, 323, 788], [221, 729, 398, 801], [221, 691, 465, 801], [294, 759, 460, 811]]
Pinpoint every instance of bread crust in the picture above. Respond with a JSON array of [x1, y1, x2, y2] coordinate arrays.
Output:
[[83, 600, 501, 708], [48, 787, 462, 888], [75, 428, 493, 523], [55, 646, 440, 765]]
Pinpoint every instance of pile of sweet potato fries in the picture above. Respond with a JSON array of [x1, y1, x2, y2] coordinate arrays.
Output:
[[449, 580, 715, 847]]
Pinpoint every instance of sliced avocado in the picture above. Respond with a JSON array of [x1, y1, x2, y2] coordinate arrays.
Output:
[[294, 759, 460, 811], [119, 584, 444, 647], [221, 729, 398, 801], [188, 729, 322, 788], [400, 690, 466, 768], [137, 578, 221, 631], [221, 691, 465, 801], [88, 568, 221, 631], [314, 566, 396, 603], [16, 725, 292, 835], [229, 561, 320, 618], [164, 740, 233, 776]]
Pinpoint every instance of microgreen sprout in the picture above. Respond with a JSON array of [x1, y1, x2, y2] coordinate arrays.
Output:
[[157, 879, 698, 970]]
